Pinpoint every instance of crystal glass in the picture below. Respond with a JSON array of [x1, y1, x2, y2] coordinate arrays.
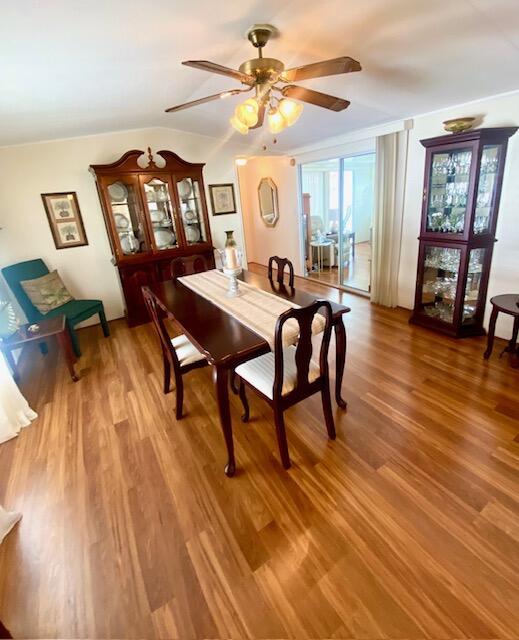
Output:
[[143, 177, 178, 251], [473, 145, 499, 235], [463, 248, 486, 323], [176, 177, 207, 245], [107, 179, 148, 255], [427, 148, 472, 233], [421, 246, 461, 323]]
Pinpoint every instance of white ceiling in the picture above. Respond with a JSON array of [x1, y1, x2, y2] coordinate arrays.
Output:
[[2, 0, 519, 151]]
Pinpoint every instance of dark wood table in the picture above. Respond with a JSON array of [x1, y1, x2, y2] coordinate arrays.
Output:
[[0, 315, 78, 382], [146, 270, 351, 476], [484, 294, 519, 367]]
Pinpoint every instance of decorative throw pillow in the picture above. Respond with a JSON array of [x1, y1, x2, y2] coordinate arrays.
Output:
[[20, 270, 73, 314]]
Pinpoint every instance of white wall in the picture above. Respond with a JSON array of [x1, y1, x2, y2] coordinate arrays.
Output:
[[398, 92, 519, 338], [237, 156, 303, 275], [0, 126, 247, 323]]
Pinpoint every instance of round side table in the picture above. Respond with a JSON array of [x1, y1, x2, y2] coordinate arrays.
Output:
[[483, 294, 519, 367]]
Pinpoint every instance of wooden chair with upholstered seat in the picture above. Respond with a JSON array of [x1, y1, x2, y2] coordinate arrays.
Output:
[[268, 256, 295, 289], [143, 287, 207, 419], [235, 300, 335, 469], [170, 254, 209, 280]]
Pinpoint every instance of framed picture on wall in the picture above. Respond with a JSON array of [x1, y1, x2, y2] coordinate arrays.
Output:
[[209, 183, 237, 215], [41, 192, 88, 249]]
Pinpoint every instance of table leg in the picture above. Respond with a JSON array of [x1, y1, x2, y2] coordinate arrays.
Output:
[[57, 331, 79, 382], [334, 319, 347, 410], [483, 307, 498, 359], [213, 365, 236, 477], [508, 317, 519, 352]]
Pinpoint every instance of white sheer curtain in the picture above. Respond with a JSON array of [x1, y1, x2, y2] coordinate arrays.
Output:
[[371, 129, 409, 307], [0, 352, 37, 444]]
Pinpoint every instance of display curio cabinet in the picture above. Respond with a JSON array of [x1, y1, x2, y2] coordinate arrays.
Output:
[[90, 148, 214, 326], [410, 127, 517, 337]]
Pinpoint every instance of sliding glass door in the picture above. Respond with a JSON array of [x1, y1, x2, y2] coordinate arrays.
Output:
[[300, 151, 375, 294]]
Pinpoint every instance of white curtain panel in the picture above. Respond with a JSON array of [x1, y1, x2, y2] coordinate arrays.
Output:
[[0, 505, 21, 544], [371, 130, 409, 307], [0, 353, 37, 445]]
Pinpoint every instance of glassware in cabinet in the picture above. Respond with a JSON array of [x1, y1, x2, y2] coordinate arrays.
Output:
[[175, 176, 208, 245], [420, 246, 461, 324], [103, 176, 149, 256], [473, 145, 500, 235], [141, 176, 179, 252]]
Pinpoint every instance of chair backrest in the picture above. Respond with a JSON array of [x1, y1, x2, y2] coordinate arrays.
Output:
[[268, 256, 295, 288], [273, 300, 333, 400], [142, 287, 182, 374], [2, 259, 49, 323], [171, 255, 208, 280]]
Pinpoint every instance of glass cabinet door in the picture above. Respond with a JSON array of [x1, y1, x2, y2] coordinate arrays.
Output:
[[103, 176, 149, 256], [463, 247, 486, 323], [175, 176, 208, 246], [474, 145, 500, 234], [420, 246, 461, 324], [427, 148, 472, 234], [141, 176, 179, 252]]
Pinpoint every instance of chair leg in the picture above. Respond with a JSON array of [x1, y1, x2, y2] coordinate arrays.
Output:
[[175, 375, 184, 420], [273, 407, 291, 469], [230, 370, 239, 395], [99, 307, 110, 337], [321, 383, 336, 440], [163, 352, 171, 394], [238, 378, 249, 423], [68, 325, 81, 358]]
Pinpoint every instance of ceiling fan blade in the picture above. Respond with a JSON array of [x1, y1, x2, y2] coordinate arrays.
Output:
[[281, 56, 361, 83], [182, 60, 254, 85], [165, 89, 244, 113], [249, 103, 266, 129], [280, 85, 350, 111]]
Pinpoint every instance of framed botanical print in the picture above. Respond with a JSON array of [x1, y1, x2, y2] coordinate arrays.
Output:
[[209, 183, 237, 215], [41, 192, 88, 249]]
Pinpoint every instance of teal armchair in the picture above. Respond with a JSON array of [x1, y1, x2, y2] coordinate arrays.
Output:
[[2, 259, 109, 357]]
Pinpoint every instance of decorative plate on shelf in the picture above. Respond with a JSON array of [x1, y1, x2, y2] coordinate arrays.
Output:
[[120, 232, 139, 254], [185, 225, 201, 243], [183, 208, 197, 222], [150, 210, 165, 223], [178, 179, 192, 199], [108, 181, 128, 203], [154, 228, 176, 249], [114, 213, 130, 230]]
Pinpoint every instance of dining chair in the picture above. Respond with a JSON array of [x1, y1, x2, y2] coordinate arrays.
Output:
[[2, 258, 109, 357], [268, 256, 295, 288], [170, 254, 209, 280], [234, 300, 335, 469], [143, 288, 208, 419]]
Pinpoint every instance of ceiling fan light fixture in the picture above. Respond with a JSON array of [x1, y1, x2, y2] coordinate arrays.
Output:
[[230, 115, 249, 135], [235, 99, 259, 127], [267, 107, 287, 134], [278, 98, 303, 126]]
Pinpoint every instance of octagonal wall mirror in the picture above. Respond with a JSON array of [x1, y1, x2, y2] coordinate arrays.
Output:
[[258, 177, 279, 227]]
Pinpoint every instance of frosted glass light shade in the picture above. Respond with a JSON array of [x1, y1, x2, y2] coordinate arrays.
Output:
[[278, 98, 303, 126], [230, 115, 249, 135], [235, 99, 259, 127], [267, 108, 287, 134]]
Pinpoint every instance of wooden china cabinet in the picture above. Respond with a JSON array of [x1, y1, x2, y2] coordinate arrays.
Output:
[[410, 127, 517, 337], [90, 148, 214, 326]]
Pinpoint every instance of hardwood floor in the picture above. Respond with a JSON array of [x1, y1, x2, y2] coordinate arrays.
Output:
[[1, 267, 519, 639]]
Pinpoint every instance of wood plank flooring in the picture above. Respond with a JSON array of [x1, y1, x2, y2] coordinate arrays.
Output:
[[1, 265, 518, 639]]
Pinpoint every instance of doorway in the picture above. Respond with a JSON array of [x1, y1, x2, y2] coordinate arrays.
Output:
[[300, 151, 375, 294]]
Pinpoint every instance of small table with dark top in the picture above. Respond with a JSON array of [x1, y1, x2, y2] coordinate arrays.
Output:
[[484, 294, 519, 367], [0, 314, 79, 382]]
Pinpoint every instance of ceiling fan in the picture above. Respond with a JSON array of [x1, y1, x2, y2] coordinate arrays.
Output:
[[165, 24, 361, 135]]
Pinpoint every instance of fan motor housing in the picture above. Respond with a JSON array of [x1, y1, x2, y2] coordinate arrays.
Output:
[[239, 57, 284, 84]]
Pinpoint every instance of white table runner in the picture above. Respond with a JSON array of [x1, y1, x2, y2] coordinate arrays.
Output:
[[178, 269, 325, 347]]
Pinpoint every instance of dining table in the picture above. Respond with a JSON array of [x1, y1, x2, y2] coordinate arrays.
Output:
[[145, 269, 351, 476]]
